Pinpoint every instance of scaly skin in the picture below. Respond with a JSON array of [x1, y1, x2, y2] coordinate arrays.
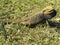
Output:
[[20, 13, 44, 26], [20, 6, 57, 27]]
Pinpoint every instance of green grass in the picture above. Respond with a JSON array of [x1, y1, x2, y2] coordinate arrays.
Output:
[[0, 0, 60, 45]]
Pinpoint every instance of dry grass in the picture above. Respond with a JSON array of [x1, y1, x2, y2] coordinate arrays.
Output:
[[0, 0, 60, 45]]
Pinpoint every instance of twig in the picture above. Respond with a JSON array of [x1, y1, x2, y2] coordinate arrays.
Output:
[[1, 22, 7, 40]]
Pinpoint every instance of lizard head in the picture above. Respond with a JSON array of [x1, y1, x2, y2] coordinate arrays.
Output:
[[42, 6, 57, 19]]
